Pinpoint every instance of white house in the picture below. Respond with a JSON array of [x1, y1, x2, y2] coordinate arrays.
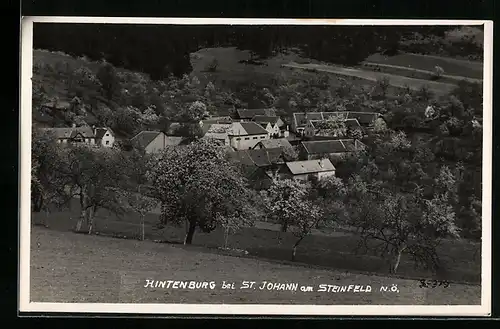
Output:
[[285, 159, 336, 181], [93, 127, 115, 148], [252, 115, 286, 138], [228, 122, 270, 150]]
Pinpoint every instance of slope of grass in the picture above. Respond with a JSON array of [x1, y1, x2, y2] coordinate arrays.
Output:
[[32, 203, 481, 285], [30, 226, 480, 305]]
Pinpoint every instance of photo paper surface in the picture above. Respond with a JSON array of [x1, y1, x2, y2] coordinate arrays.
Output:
[[19, 17, 492, 316]]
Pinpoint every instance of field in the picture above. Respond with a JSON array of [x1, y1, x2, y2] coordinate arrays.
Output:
[[30, 226, 480, 305], [31, 201, 481, 292]]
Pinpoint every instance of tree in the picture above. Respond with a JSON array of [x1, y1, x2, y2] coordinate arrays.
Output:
[[206, 58, 218, 72], [121, 185, 158, 241], [289, 199, 323, 261], [147, 139, 258, 245], [376, 77, 391, 98], [263, 177, 310, 234], [97, 62, 121, 101], [347, 171, 460, 274], [31, 129, 68, 216], [263, 176, 323, 260], [178, 101, 209, 122], [57, 144, 131, 234]]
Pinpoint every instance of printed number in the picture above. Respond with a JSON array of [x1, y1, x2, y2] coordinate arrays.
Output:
[[418, 279, 450, 288]]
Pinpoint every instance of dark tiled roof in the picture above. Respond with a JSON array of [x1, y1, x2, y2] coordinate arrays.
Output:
[[94, 127, 114, 139], [252, 115, 280, 125], [255, 138, 293, 149], [40, 126, 94, 139], [237, 108, 277, 119], [231, 148, 284, 168], [130, 131, 161, 149], [238, 122, 269, 135]]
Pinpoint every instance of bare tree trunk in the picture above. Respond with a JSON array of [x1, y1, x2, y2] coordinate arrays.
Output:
[[33, 193, 43, 213], [281, 221, 288, 233], [183, 220, 196, 245], [87, 206, 95, 235], [390, 247, 404, 274], [291, 237, 305, 262], [75, 191, 86, 232]]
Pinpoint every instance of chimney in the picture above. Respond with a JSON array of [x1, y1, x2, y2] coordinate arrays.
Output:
[[319, 160, 323, 168], [92, 125, 96, 135], [71, 123, 76, 128]]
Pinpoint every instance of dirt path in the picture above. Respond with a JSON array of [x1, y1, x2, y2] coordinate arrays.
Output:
[[361, 61, 482, 84]]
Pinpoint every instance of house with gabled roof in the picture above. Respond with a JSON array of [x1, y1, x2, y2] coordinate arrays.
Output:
[[228, 122, 270, 150], [252, 115, 285, 137], [93, 126, 115, 148], [130, 131, 188, 154], [292, 111, 385, 135], [253, 138, 293, 151], [236, 108, 277, 121], [40, 125, 97, 145], [285, 159, 336, 181], [299, 139, 367, 162], [229, 147, 286, 190]]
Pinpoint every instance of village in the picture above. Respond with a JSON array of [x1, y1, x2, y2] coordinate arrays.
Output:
[[38, 107, 384, 187]]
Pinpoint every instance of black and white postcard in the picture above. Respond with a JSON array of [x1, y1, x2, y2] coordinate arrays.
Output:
[[19, 17, 493, 316]]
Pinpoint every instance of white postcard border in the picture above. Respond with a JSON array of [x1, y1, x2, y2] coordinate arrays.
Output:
[[19, 17, 493, 317]]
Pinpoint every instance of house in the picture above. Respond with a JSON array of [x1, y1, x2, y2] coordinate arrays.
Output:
[[229, 148, 286, 190], [285, 159, 336, 181], [252, 115, 289, 138], [201, 123, 233, 146], [304, 118, 363, 138], [292, 111, 385, 135], [253, 138, 293, 150], [299, 139, 367, 161], [131, 131, 187, 154], [93, 127, 115, 148], [40, 125, 96, 145], [236, 108, 277, 121], [228, 122, 270, 150]]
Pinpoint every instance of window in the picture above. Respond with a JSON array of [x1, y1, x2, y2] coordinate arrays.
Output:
[[244, 137, 250, 140], [236, 138, 241, 141], [105, 133, 109, 136], [261, 136, 265, 139], [106, 141, 110, 145], [253, 137, 258, 140]]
